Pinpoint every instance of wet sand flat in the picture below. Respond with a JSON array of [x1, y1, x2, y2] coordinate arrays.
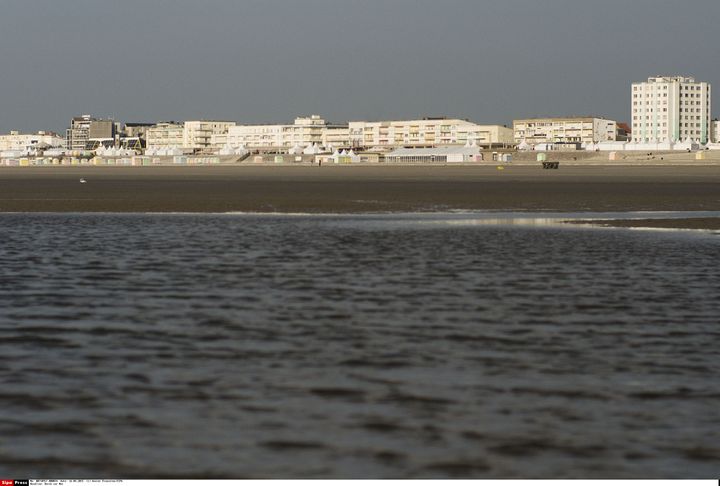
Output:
[[571, 218, 720, 230], [1, 165, 719, 214]]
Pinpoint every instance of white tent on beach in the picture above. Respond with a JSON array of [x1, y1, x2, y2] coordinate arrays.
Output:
[[303, 143, 323, 155], [517, 140, 531, 151]]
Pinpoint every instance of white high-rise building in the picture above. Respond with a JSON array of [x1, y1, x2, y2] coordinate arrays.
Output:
[[712, 120, 720, 143], [631, 76, 712, 144]]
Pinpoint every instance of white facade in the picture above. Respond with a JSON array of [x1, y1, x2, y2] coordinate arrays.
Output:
[[631, 76, 711, 144], [514, 117, 617, 145], [0, 130, 65, 153], [183, 120, 236, 150], [146, 122, 185, 150], [223, 116, 511, 151], [348, 118, 513, 148], [322, 126, 351, 149], [384, 146, 484, 163], [712, 120, 720, 143], [223, 115, 332, 150]]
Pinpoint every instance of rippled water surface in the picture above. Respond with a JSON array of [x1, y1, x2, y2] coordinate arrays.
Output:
[[1, 213, 719, 478]]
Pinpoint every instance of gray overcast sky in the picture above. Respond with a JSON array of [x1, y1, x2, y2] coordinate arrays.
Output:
[[0, 0, 718, 133]]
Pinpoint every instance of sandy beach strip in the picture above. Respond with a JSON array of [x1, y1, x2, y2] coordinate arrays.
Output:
[[1, 165, 719, 220]]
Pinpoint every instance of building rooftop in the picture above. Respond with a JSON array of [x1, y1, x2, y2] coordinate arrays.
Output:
[[350, 117, 470, 124], [637, 76, 699, 83], [514, 116, 614, 122]]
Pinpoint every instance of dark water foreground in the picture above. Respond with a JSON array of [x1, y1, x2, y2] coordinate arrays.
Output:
[[1, 213, 719, 478]]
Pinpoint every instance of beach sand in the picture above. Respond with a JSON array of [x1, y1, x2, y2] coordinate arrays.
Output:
[[1, 165, 719, 227]]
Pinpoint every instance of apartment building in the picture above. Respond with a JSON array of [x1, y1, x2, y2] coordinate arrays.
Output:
[[322, 125, 351, 148], [222, 115, 330, 150], [631, 76, 711, 144], [66, 115, 117, 151], [123, 122, 154, 139], [513, 117, 618, 145], [146, 122, 185, 150], [616, 122, 632, 142], [183, 120, 236, 150], [712, 119, 719, 143], [0, 130, 65, 153], [348, 118, 513, 149], [66, 115, 93, 151]]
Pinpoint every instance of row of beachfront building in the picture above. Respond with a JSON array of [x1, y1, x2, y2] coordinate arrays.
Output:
[[0, 115, 518, 157], [2, 76, 719, 158]]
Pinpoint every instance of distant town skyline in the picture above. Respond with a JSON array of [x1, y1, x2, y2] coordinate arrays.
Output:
[[1, 0, 718, 134]]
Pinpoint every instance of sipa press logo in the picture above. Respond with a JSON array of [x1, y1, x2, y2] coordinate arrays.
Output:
[[1, 481, 29, 486]]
